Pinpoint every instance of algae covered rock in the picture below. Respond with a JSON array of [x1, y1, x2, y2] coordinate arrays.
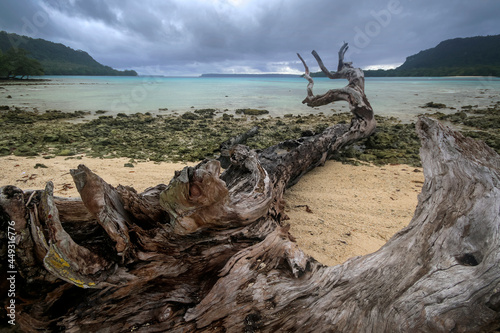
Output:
[[6, 104, 489, 167], [194, 109, 217, 118], [422, 101, 447, 109], [13, 145, 38, 156], [181, 112, 199, 120], [0, 146, 10, 156], [235, 109, 269, 116]]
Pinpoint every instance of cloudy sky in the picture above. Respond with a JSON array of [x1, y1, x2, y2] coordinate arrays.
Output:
[[1, 0, 499, 76]]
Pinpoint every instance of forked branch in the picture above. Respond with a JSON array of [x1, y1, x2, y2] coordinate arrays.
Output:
[[297, 41, 376, 151]]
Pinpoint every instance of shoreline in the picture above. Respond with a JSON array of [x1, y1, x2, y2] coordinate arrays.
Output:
[[0, 106, 424, 166], [2, 76, 499, 124], [1, 97, 499, 171]]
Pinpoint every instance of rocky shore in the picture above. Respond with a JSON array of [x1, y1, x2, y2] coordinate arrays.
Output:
[[1, 99, 499, 167], [0, 106, 423, 166]]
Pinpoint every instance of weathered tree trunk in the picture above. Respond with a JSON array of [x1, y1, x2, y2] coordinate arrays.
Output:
[[1, 44, 499, 332]]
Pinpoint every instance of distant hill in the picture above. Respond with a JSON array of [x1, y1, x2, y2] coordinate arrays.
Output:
[[200, 73, 300, 78], [366, 35, 500, 77], [0, 31, 137, 76], [398, 35, 500, 69]]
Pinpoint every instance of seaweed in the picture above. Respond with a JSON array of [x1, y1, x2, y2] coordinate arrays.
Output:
[[3, 103, 497, 167], [235, 109, 270, 116], [423, 100, 500, 154], [333, 115, 422, 166], [421, 101, 448, 109]]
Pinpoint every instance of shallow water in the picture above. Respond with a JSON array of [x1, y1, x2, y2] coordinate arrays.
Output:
[[2, 76, 499, 122]]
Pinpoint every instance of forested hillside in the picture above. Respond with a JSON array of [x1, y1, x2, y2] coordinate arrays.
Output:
[[0, 31, 137, 76], [399, 35, 500, 69], [366, 35, 500, 77]]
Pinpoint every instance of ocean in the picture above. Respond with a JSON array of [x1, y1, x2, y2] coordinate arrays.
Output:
[[3, 76, 500, 122]]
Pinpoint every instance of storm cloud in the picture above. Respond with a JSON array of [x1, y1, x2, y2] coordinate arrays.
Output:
[[1, 0, 499, 75]]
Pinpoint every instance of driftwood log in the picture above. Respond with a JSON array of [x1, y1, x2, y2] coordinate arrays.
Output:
[[1, 44, 500, 332]]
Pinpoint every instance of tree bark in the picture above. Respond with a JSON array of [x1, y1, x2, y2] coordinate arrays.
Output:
[[1, 44, 499, 332]]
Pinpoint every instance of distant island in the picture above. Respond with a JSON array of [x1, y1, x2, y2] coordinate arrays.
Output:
[[200, 73, 300, 78], [0, 31, 137, 76], [310, 35, 500, 77]]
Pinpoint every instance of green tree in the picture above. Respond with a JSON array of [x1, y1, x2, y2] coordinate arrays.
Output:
[[0, 47, 44, 79], [0, 50, 13, 78]]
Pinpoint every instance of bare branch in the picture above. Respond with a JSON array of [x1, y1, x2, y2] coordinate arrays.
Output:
[[337, 41, 349, 71], [297, 52, 314, 100], [298, 42, 375, 147]]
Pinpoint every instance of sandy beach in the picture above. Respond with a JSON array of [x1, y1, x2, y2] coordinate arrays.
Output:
[[0, 155, 424, 267]]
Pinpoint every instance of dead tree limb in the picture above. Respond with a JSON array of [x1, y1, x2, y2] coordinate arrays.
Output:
[[1, 43, 499, 332], [298, 42, 376, 151], [218, 126, 259, 168]]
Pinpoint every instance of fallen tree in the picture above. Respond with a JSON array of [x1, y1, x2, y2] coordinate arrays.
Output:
[[1, 43, 499, 332]]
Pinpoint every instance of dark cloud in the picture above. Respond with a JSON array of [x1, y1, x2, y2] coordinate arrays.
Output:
[[42, 0, 120, 24], [1, 0, 499, 75]]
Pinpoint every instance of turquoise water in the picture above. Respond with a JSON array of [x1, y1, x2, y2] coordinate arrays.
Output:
[[2, 76, 499, 122]]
